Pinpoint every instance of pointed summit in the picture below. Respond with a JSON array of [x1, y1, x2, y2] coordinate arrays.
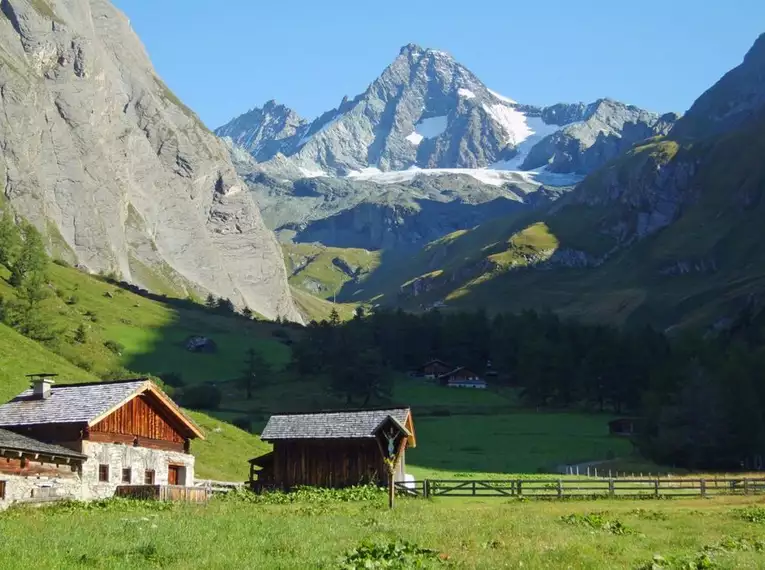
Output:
[[399, 42, 425, 56], [673, 32, 765, 139]]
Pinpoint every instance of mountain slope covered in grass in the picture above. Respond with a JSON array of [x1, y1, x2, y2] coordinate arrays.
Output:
[[330, 33, 765, 332]]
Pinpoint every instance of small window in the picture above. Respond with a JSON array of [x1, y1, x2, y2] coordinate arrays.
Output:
[[121, 468, 132, 484], [144, 469, 155, 485], [0, 480, 6, 500], [98, 464, 110, 483]]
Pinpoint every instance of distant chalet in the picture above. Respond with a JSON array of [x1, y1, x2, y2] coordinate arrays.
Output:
[[411, 360, 488, 389], [414, 359, 453, 379], [0, 376, 203, 509], [250, 408, 415, 490], [438, 367, 487, 389]]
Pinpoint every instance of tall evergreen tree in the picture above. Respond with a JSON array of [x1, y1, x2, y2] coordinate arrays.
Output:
[[0, 208, 20, 269], [9, 222, 47, 287], [239, 348, 271, 400]]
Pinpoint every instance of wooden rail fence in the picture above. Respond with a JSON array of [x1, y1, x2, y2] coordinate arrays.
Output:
[[394, 478, 765, 499], [115, 484, 210, 503]]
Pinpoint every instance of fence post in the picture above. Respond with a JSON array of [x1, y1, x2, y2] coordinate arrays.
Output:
[[472, 481, 477, 497], [594, 468, 598, 478], [745, 479, 750, 495], [517, 480, 523, 497], [609, 478, 615, 497], [700, 479, 706, 498], [654, 479, 659, 498], [557, 479, 563, 499], [424, 479, 429, 499]]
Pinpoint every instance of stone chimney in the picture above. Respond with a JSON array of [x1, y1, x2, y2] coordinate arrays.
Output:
[[28, 374, 57, 400]]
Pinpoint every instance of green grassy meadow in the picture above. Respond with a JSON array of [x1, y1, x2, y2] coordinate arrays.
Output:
[[407, 412, 632, 480], [3, 495, 765, 569]]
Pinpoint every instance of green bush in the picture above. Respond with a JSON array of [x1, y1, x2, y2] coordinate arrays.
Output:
[[339, 540, 444, 569], [733, 506, 765, 523], [560, 512, 633, 535], [73, 323, 88, 344], [158, 372, 185, 387], [180, 384, 222, 410], [219, 484, 385, 505], [103, 340, 124, 355]]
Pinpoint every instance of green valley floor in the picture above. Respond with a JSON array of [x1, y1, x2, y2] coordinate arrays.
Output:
[[2, 495, 765, 569]]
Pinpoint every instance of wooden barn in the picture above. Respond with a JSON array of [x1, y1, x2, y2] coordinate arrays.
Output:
[[250, 408, 415, 490]]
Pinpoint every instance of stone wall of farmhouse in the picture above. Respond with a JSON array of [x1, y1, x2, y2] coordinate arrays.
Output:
[[0, 442, 195, 509], [0, 460, 83, 510], [81, 441, 195, 499]]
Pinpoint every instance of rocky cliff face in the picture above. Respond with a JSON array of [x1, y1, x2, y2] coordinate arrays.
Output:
[[0, 0, 300, 321]]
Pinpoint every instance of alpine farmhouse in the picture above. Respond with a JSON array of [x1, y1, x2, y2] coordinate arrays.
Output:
[[0, 376, 203, 509]]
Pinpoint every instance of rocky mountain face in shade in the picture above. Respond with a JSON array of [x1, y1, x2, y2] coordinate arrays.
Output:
[[0, 0, 300, 322], [520, 99, 679, 174]]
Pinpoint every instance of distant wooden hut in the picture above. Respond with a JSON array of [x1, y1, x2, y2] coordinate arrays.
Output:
[[249, 408, 415, 490], [439, 367, 487, 389], [414, 359, 452, 379]]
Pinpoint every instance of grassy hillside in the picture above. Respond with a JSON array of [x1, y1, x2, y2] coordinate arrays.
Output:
[[0, 322, 98, 402], [290, 286, 359, 322], [283, 242, 380, 301], [336, 125, 765, 332], [0, 263, 292, 384]]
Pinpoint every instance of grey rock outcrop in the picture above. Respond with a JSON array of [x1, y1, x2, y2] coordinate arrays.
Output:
[[0, 0, 300, 322], [522, 99, 678, 174]]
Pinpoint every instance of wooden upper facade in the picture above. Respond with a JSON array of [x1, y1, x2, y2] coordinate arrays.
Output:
[[0, 379, 203, 454]]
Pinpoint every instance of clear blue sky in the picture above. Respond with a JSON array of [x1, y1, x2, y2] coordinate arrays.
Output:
[[113, 0, 764, 130]]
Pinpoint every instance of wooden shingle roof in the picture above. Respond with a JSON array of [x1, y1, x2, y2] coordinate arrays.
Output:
[[261, 408, 415, 445], [0, 379, 204, 439], [0, 428, 86, 460]]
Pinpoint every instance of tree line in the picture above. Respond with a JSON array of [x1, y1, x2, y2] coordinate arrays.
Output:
[[293, 305, 765, 471]]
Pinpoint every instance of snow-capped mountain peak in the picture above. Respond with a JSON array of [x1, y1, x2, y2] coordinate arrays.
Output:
[[218, 44, 674, 181]]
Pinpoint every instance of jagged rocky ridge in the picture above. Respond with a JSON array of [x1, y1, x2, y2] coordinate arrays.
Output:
[[218, 44, 675, 178], [0, 0, 300, 321], [217, 44, 674, 252]]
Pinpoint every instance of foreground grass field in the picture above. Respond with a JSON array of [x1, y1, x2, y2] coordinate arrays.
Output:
[[3, 495, 765, 569]]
